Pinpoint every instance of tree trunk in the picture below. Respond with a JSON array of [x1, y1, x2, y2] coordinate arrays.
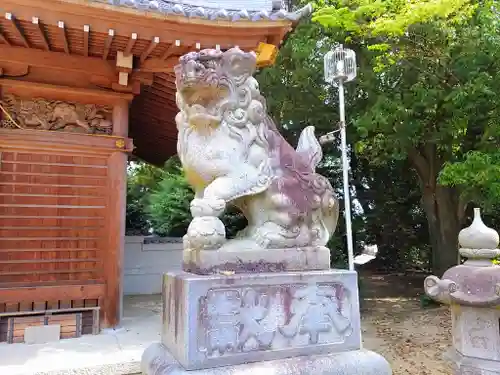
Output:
[[420, 183, 461, 276], [408, 146, 462, 276]]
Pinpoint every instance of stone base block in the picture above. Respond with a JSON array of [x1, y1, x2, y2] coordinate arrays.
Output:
[[161, 269, 360, 370], [142, 343, 392, 375], [183, 243, 330, 274], [446, 349, 500, 374]]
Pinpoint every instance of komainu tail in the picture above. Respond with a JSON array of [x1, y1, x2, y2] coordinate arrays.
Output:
[[296, 126, 323, 172], [296, 126, 340, 246]]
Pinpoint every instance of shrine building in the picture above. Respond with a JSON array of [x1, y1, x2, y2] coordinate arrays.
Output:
[[0, 0, 309, 342]]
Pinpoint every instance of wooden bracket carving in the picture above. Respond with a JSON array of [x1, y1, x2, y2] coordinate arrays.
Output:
[[116, 51, 134, 87], [256, 42, 279, 68], [0, 94, 113, 134]]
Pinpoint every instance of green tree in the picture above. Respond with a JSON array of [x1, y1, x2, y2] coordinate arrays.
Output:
[[257, 18, 430, 270], [311, 0, 500, 274], [125, 183, 150, 235], [440, 151, 500, 211], [148, 157, 194, 237], [147, 156, 247, 237], [125, 159, 165, 235]]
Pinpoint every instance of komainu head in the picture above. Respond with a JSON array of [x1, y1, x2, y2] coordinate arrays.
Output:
[[174, 48, 268, 132]]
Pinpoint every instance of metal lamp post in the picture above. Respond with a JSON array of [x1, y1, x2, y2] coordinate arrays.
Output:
[[323, 45, 357, 271]]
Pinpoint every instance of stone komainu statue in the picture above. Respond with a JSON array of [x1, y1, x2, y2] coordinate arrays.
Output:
[[174, 47, 339, 258]]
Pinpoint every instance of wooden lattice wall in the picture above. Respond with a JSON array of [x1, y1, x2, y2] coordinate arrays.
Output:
[[0, 86, 131, 329], [0, 150, 107, 311]]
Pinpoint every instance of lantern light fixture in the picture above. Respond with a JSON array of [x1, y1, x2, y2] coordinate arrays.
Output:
[[323, 44, 357, 271]]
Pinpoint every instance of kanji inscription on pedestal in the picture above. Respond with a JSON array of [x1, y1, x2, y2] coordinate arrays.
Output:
[[161, 270, 361, 370]]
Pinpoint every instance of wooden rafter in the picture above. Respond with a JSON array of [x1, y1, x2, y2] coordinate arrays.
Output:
[[124, 33, 137, 56], [58, 21, 70, 54], [161, 40, 181, 60], [155, 74, 176, 86], [139, 89, 176, 102], [139, 104, 178, 117], [139, 56, 179, 73], [0, 31, 10, 46], [103, 29, 114, 60], [140, 36, 160, 63], [83, 25, 89, 57], [137, 99, 177, 112], [139, 95, 176, 108], [32, 17, 50, 51], [131, 71, 154, 86], [147, 87, 177, 101], [0, 79, 133, 105], [0, 45, 116, 79], [5, 13, 29, 48]]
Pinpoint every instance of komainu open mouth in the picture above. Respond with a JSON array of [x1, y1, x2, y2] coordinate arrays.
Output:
[[179, 85, 228, 129], [180, 85, 224, 108], [174, 49, 236, 130]]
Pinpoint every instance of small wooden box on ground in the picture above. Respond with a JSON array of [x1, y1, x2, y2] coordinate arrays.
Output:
[[0, 309, 99, 344]]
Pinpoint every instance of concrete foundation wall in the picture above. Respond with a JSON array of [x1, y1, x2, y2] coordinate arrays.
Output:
[[124, 236, 183, 295]]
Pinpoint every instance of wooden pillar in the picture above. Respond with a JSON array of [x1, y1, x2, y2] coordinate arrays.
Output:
[[112, 99, 129, 137], [103, 99, 129, 327]]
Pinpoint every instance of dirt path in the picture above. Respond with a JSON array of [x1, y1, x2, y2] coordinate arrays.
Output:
[[360, 272, 452, 375]]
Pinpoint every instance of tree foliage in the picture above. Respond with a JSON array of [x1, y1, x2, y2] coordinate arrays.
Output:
[[255, 0, 500, 273], [257, 18, 430, 270], [305, 0, 500, 274], [148, 157, 194, 237], [125, 161, 164, 235], [125, 183, 150, 236], [440, 151, 500, 211], [127, 157, 247, 238]]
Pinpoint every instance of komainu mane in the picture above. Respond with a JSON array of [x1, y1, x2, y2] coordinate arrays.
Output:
[[174, 47, 339, 272]]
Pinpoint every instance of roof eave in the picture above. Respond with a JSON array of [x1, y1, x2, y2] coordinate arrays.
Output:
[[55, 0, 312, 27]]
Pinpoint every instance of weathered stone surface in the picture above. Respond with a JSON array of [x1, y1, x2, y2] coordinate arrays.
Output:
[[446, 348, 500, 375], [458, 208, 499, 251], [141, 343, 392, 375], [24, 324, 61, 345], [182, 244, 330, 274], [450, 305, 500, 361], [161, 269, 361, 370]]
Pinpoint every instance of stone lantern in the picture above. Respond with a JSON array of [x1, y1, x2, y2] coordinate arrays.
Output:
[[424, 208, 500, 375]]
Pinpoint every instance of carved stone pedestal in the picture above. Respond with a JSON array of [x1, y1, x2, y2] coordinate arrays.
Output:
[[142, 343, 392, 375], [446, 349, 500, 375], [183, 243, 331, 275], [141, 270, 391, 375]]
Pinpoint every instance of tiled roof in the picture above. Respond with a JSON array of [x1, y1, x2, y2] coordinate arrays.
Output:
[[92, 0, 312, 22]]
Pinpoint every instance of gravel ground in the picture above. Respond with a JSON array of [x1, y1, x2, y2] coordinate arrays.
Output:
[[360, 272, 452, 375]]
